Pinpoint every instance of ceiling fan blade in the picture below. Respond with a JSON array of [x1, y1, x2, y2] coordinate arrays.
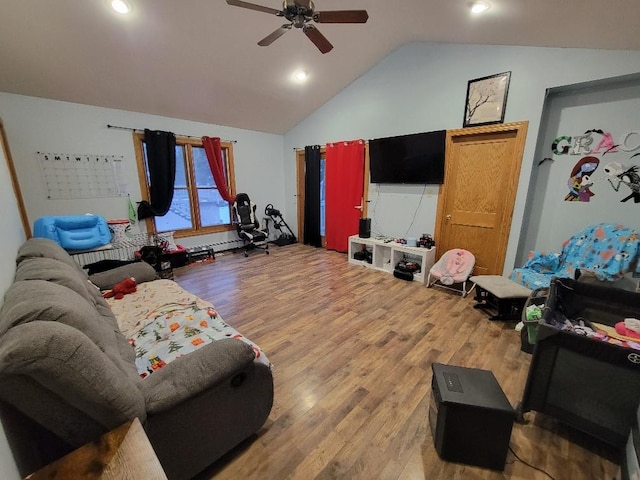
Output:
[[258, 25, 291, 46], [314, 10, 369, 23], [303, 24, 333, 54], [226, 0, 281, 16]]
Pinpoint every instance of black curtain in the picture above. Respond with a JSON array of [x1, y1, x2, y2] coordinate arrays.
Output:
[[303, 145, 322, 247], [137, 129, 177, 220]]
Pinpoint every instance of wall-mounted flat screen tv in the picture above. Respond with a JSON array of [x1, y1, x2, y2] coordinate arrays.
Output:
[[369, 130, 446, 184]]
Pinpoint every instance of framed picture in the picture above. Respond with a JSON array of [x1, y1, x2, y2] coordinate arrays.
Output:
[[463, 71, 511, 127]]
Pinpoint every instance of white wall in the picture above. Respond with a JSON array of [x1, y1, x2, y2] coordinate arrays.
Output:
[[283, 42, 640, 273], [0, 93, 286, 250], [518, 77, 640, 263], [0, 94, 285, 477], [0, 119, 26, 479]]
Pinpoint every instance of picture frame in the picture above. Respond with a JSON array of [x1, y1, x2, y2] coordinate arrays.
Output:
[[463, 71, 511, 127]]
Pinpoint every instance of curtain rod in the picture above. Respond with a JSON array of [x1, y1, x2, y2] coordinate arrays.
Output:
[[293, 140, 369, 150], [107, 124, 237, 143], [293, 140, 369, 152]]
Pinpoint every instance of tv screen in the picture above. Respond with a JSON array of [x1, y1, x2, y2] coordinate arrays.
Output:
[[369, 130, 446, 184]]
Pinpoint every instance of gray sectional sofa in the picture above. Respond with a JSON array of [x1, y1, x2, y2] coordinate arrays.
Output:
[[0, 238, 273, 479]]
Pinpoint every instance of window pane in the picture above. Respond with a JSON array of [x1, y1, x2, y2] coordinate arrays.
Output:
[[198, 188, 231, 227], [193, 147, 215, 188], [174, 146, 187, 188], [143, 144, 149, 181], [155, 188, 192, 232]]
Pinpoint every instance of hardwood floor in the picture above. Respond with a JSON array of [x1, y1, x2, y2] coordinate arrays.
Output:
[[175, 244, 621, 480]]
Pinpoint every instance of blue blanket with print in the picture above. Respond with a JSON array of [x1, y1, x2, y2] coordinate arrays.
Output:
[[510, 223, 640, 290]]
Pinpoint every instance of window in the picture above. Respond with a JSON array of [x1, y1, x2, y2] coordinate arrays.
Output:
[[134, 134, 236, 237]]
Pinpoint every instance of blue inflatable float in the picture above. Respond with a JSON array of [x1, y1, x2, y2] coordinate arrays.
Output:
[[33, 215, 111, 250]]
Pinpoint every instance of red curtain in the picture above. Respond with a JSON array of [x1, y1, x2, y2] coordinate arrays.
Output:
[[325, 140, 365, 252], [202, 136, 235, 203]]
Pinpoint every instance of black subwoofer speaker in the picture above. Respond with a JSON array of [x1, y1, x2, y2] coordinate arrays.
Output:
[[359, 218, 371, 238], [430, 363, 515, 471]]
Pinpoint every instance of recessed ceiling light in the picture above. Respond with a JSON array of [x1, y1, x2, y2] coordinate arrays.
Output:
[[469, 1, 490, 14], [111, 0, 131, 14], [294, 70, 309, 82]]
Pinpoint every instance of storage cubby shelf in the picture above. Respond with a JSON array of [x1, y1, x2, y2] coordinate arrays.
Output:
[[347, 235, 435, 284]]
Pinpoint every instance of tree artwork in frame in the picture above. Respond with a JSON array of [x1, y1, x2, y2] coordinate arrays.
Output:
[[463, 71, 511, 127]]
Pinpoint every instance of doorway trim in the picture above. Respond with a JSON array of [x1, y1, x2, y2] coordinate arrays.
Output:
[[0, 118, 31, 238], [434, 121, 528, 275]]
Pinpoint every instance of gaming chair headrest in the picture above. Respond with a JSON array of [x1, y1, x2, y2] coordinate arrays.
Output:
[[235, 193, 250, 206]]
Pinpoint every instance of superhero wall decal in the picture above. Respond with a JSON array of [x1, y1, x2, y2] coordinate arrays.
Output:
[[552, 130, 640, 204]]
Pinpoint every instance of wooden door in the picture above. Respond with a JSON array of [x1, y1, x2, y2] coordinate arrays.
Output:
[[435, 121, 528, 275]]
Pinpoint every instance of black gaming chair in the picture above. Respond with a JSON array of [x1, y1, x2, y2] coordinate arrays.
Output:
[[233, 193, 269, 257]]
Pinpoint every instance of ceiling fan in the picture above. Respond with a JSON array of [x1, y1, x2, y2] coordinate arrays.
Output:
[[226, 0, 369, 54]]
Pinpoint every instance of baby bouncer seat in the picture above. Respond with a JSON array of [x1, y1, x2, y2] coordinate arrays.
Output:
[[427, 249, 476, 297], [233, 193, 269, 257]]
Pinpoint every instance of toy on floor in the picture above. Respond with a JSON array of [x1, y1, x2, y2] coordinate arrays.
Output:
[[103, 277, 137, 300]]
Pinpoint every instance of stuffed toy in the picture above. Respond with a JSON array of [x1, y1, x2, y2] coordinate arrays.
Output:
[[103, 277, 137, 300]]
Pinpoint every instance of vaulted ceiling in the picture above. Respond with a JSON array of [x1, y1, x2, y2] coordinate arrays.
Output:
[[1, 0, 639, 135]]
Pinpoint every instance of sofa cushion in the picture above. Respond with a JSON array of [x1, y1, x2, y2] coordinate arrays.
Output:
[[16, 237, 86, 274], [128, 303, 268, 379], [105, 280, 272, 378], [0, 280, 139, 385]]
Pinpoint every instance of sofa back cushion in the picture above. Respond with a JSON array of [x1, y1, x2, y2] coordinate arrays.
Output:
[[16, 237, 85, 274], [15, 257, 99, 307]]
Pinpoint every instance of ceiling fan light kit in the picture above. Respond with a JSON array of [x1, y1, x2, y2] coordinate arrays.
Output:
[[226, 0, 368, 54]]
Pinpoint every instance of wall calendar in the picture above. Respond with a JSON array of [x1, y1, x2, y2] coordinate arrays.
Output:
[[38, 152, 128, 199]]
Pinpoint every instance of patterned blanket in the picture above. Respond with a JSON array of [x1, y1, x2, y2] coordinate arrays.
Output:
[[510, 223, 640, 289], [107, 280, 271, 378]]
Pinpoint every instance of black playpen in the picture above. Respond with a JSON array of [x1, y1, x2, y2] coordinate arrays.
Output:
[[518, 277, 640, 449]]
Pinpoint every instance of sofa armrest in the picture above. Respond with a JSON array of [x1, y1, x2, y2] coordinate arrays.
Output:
[[89, 262, 157, 290], [139, 339, 256, 414], [0, 321, 147, 433]]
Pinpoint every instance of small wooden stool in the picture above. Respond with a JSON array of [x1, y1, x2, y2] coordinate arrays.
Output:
[[470, 275, 532, 320]]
